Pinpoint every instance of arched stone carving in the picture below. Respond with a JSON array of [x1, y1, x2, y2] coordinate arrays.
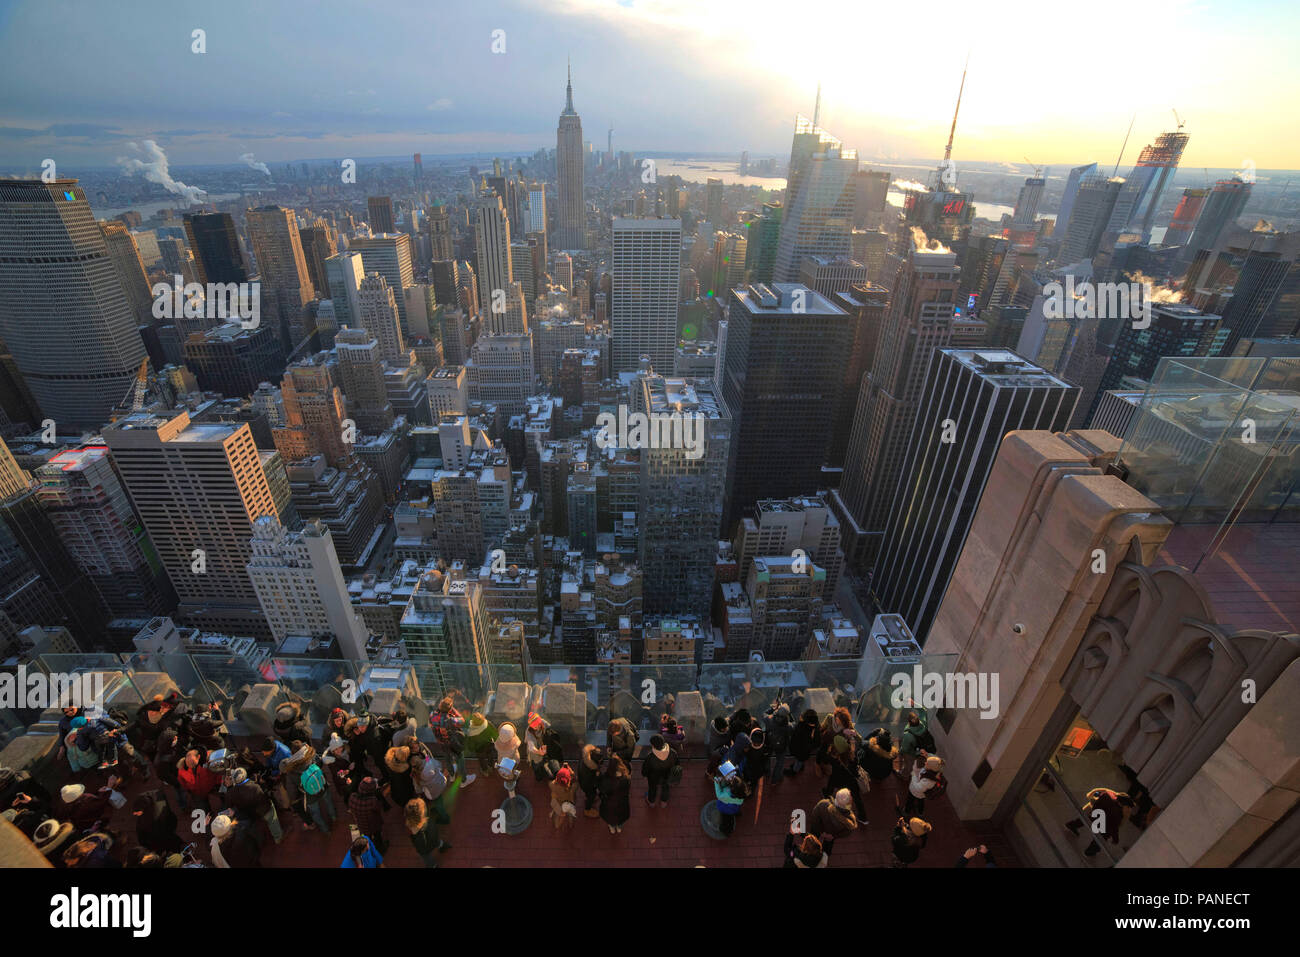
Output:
[[1062, 539, 1300, 807]]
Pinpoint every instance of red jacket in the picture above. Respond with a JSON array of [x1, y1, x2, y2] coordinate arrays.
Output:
[[177, 760, 222, 797]]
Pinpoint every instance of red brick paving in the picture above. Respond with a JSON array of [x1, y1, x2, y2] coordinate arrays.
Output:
[[222, 761, 1019, 869]]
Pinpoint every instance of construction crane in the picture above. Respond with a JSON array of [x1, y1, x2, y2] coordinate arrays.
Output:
[[1172, 108, 1184, 131], [121, 357, 149, 412], [1024, 157, 1044, 178]]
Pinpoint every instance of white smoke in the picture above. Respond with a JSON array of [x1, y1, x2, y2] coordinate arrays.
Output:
[[891, 179, 930, 193], [116, 140, 207, 205], [239, 152, 272, 177]]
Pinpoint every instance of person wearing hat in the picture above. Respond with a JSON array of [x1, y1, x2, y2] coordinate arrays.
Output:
[[549, 764, 578, 830], [223, 765, 282, 843], [494, 722, 524, 787], [526, 712, 563, 783], [131, 789, 183, 855], [32, 818, 75, 865], [825, 742, 868, 821], [891, 816, 932, 867], [578, 744, 604, 818], [706, 714, 732, 774], [740, 728, 769, 790], [384, 744, 416, 807], [808, 789, 859, 856], [347, 776, 388, 855], [322, 732, 358, 802], [273, 701, 312, 749], [344, 712, 387, 784], [211, 810, 259, 867], [185, 703, 227, 753], [465, 711, 498, 780], [60, 782, 114, 832], [321, 707, 352, 754], [388, 709, 420, 750], [903, 754, 945, 818], [410, 752, 452, 825], [641, 734, 680, 808], [404, 796, 451, 866], [130, 693, 181, 762], [153, 727, 185, 807], [282, 743, 335, 833]]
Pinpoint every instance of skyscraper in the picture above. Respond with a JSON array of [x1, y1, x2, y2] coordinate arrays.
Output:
[[1119, 130, 1190, 240], [324, 251, 364, 329], [247, 515, 370, 660], [773, 118, 858, 282], [104, 410, 279, 638], [246, 205, 315, 352], [184, 211, 250, 285], [348, 233, 415, 332], [555, 63, 586, 251], [475, 192, 514, 326], [706, 178, 724, 226], [1012, 176, 1046, 226], [872, 349, 1078, 640], [635, 367, 731, 626], [427, 203, 453, 262], [98, 220, 155, 324], [357, 273, 406, 363], [1053, 162, 1099, 240], [0, 180, 149, 428], [367, 196, 395, 235], [611, 218, 682, 373], [1182, 177, 1252, 263], [1059, 175, 1124, 264], [1163, 187, 1209, 248], [833, 243, 962, 565], [721, 282, 852, 526]]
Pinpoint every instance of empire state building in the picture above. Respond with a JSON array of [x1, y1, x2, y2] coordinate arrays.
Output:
[[555, 62, 586, 251]]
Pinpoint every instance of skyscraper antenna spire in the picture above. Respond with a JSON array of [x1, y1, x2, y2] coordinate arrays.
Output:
[[813, 82, 822, 128], [1113, 113, 1136, 177], [943, 55, 969, 165], [565, 57, 574, 113]]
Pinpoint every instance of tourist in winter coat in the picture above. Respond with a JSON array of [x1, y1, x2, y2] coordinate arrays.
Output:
[[765, 704, 793, 783], [861, 728, 897, 783], [903, 755, 944, 818], [429, 697, 474, 785], [222, 766, 281, 843], [713, 774, 748, 836], [177, 749, 222, 813], [641, 734, 680, 807], [578, 744, 604, 817], [787, 709, 821, 777], [341, 835, 383, 868], [322, 733, 357, 802], [526, 712, 559, 781], [410, 752, 452, 824], [209, 813, 260, 868], [891, 816, 931, 867], [465, 712, 498, 778], [598, 755, 632, 833], [384, 745, 416, 808], [347, 776, 388, 854], [344, 713, 387, 780], [131, 789, 182, 855], [59, 783, 114, 832], [809, 790, 859, 855], [784, 833, 829, 868], [494, 722, 524, 787], [825, 745, 867, 820], [607, 717, 638, 767], [899, 707, 934, 763], [404, 797, 451, 866], [549, 764, 578, 830], [282, 743, 335, 833]]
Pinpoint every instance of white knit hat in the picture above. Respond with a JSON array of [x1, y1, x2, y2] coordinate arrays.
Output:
[[61, 783, 85, 803], [210, 814, 233, 838]]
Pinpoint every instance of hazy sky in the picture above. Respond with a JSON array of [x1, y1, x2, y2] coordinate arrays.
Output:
[[1, 0, 1297, 173]]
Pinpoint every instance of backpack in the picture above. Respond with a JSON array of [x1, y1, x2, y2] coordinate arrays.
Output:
[[300, 762, 326, 797], [928, 771, 948, 800], [910, 728, 936, 753]]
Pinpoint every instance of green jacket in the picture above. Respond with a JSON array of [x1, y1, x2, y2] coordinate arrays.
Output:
[[899, 708, 930, 756]]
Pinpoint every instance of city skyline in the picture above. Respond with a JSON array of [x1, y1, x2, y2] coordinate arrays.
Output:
[[1, 0, 1298, 170]]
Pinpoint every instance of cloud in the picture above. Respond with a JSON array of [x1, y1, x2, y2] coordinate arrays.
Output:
[[426, 98, 453, 111], [116, 139, 207, 205], [238, 151, 272, 176]]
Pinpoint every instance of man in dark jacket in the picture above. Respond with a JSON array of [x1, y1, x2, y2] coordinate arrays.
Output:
[[765, 704, 793, 784], [272, 702, 312, 749], [131, 789, 182, 855], [808, 790, 859, 856], [222, 766, 282, 844], [348, 776, 388, 854]]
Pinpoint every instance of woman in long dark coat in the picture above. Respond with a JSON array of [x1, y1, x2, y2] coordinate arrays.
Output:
[[598, 755, 632, 834]]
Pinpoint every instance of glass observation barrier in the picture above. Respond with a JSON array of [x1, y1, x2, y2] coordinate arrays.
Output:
[[1114, 355, 1300, 526], [1, 652, 957, 762]]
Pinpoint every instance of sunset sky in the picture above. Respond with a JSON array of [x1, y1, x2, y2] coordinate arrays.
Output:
[[0, 0, 1296, 170]]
